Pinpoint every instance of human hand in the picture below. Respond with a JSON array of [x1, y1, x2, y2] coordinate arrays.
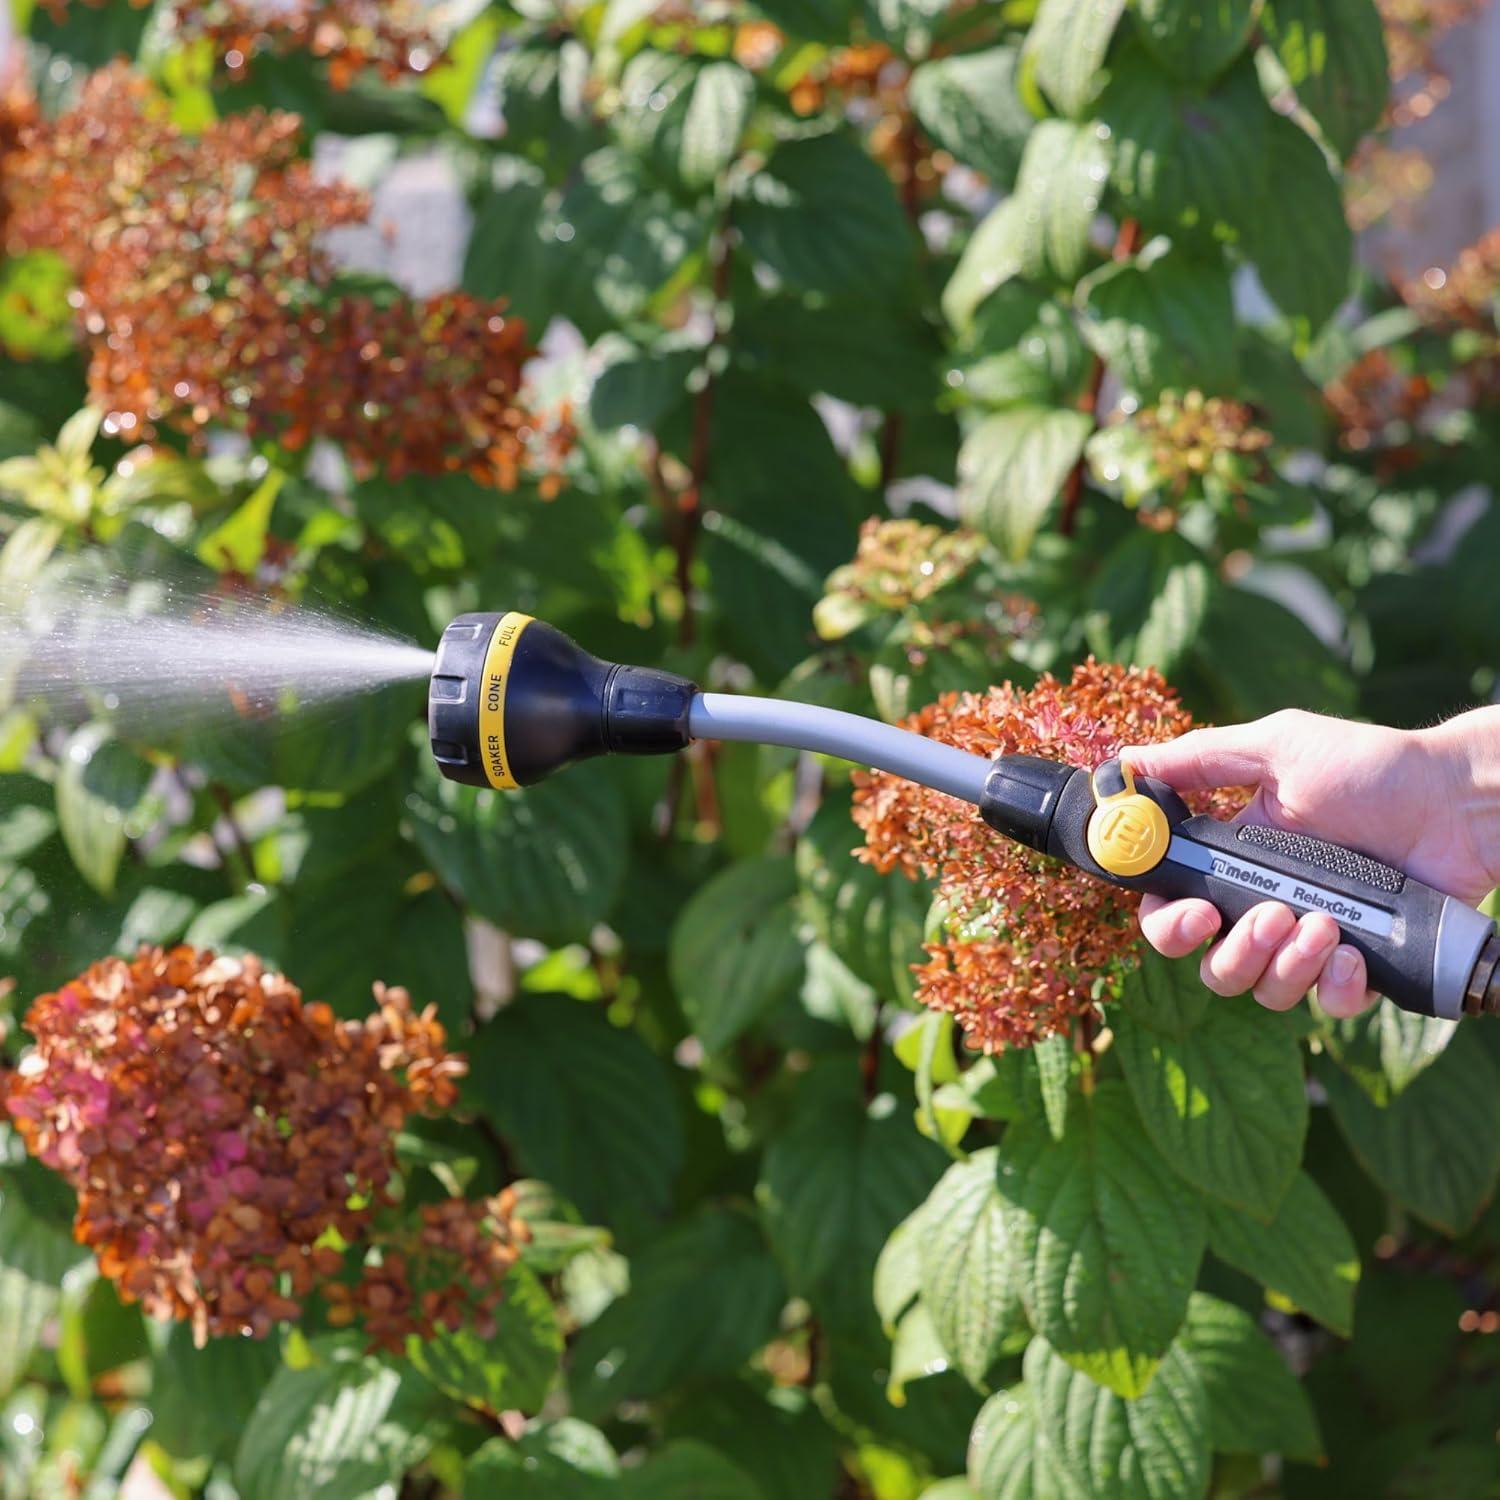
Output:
[[1122, 706, 1500, 1018]]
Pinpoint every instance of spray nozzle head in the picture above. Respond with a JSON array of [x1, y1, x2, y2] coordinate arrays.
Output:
[[428, 612, 697, 790]]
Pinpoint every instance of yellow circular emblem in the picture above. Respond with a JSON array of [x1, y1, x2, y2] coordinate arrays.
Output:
[[1086, 794, 1170, 877]]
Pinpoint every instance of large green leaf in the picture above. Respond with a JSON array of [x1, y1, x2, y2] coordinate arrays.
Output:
[[735, 134, 917, 300], [407, 760, 627, 946], [149, 1323, 283, 1463], [758, 1068, 947, 1336], [663, 1381, 840, 1500], [952, 286, 1092, 411], [1115, 960, 1307, 1219], [669, 856, 804, 1053], [1084, 530, 1215, 679], [997, 1080, 1205, 1397], [944, 123, 1110, 327], [614, 53, 754, 191], [969, 1336, 1210, 1500], [570, 1208, 786, 1418], [1323, 1003, 1456, 1105], [55, 724, 153, 897], [552, 149, 713, 338], [1025, 0, 1128, 117], [908, 46, 1032, 186], [620, 1440, 761, 1500], [1134, 0, 1259, 81], [233, 1346, 442, 1500], [797, 793, 931, 1006], [1098, 47, 1270, 240], [1205, 1171, 1359, 1336], [1242, 114, 1352, 334], [464, 994, 683, 1228], [958, 407, 1092, 561], [0, 1266, 56, 1401], [406, 1262, 562, 1416], [1179, 1293, 1322, 1462], [463, 161, 557, 333], [464, 1419, 619, 1498], [492, 38, 592, 163], [1320, 1031, 1500, 1235], [1260, 0, 1390, 158], [1076, 247, 1237, 400], [917, 1149, 1025, 1387]]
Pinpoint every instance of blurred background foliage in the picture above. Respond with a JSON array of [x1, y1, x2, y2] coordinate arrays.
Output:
[[0, 0, 1499, 1496]]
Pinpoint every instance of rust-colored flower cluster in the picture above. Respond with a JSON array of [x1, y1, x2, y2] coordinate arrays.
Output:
[[1134, 390, 1272, 503], [1398, 227, 1500, 334], [3, 946, 529, 1349], [37, 0, 443, 86], [2, 65, 570, 490], [853, 661, 1240, 1052]]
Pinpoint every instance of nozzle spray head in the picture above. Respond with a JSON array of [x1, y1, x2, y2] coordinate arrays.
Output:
[[427, 612, 697, 789]]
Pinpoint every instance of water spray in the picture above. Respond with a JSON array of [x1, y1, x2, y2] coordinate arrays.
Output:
[[429, 611, 1500, 1023]]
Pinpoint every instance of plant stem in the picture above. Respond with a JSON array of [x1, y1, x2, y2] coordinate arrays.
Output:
[[210, 782, 259, 885]]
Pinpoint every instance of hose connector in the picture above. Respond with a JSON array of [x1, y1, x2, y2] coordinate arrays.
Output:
[[428, 612, 696, 789], [1464, 932, 1500, 1017]]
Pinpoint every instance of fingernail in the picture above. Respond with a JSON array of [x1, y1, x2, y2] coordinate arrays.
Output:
[[1181, 911, 1215, 947], [1329, 947, 1359, 984], [1251, 905, 1292, 947], [1295, 917, 1337, 958]]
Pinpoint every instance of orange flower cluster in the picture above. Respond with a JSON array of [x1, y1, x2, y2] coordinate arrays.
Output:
[[1132, 390, 1273, 510], [2, 946, 514, 1347], [36, 0, 442, 86], [3, 65, 569, 490], [1324, 348, 1437, 453], [1399, 228, 1500, 334], [853, 661, 1240, 1052]]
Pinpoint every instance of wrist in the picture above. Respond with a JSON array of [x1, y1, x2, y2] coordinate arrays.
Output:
[[1418, 705, 1500, 889]]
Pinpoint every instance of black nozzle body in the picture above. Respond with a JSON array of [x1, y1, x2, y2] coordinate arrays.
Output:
[[978, 754, 1077, 851], [429, 612, 697, 789]]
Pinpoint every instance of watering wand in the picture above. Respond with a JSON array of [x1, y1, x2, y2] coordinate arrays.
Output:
[[428, 612, 1500, 1022]]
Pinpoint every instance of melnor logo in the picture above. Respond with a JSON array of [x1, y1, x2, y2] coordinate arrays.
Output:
[[1209, 856, 1281, 894]]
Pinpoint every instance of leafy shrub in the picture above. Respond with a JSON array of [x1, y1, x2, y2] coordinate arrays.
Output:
[[0, 1, 1498, 1497]]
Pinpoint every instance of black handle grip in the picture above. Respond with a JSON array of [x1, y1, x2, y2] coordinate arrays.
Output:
[[996, 759, 1494, 1020]]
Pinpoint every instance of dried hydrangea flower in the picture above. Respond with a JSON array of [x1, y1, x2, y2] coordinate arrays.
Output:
[[853, 660, 1242, 1052], [4, 946, 492, 1345], [3, 65, 571, 490]]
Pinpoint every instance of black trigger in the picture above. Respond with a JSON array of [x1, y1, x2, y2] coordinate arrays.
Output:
[[1092, 758, 1129, 801]]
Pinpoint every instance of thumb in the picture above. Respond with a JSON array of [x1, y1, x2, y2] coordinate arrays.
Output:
[[1121, 722, 1277, 793]]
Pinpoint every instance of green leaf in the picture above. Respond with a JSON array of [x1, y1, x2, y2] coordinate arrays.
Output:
[[749, 0, 856, 40], [669, 856, 805, 1053], [492, 38, 592, 162], [406, 1262, 562, 1416], [875, 1203, 929, 1334], [1085, 531, 1215, 678], [464, 994, 683, 1229], [908, 46, 1032, 186], [553, 149, 713, 338], [957, 407, 1092, 561], [590, 333, 701, 431], [616, 53, 755, 191], [621, 1440, 761, 1500], [463, 161, 557, 333], [196, 470, 284, 573], [1205, 1171, 1359, 1336], [0, 1159, 88, 1288], [1031, 1033, 1073, 1141], [55, 724, 153, 897], [735, 133, 917, 300], [1076, 246, 1237, 399], [944, 123, 1110, 327], [663, 1381, 840, 1500], [1323, 1003, 1456, 1105], [758, 1069, 947, 1336], [234, 1345, 442, 1500], [1260, 0, 1390, 159], [1099, 47, 1270, 240], [407, 761, 627, 946], [889, 1301, 954, 1403], [1320, 1030, 1500, 1235], [969, 1336, 1210, 1499], [917, 1149, 1025, 1387], [465, 1419, 619, 1498], [797, 792, 930, 1005], [1134, 0, 1259, 81], [1115, 964, 1307, 1219], [1179, 1293, 1322, 1462], [1241, 114, 1352, 334], [0, 1266, 56, 1401], [997, 1079, 1205, 1397], [149, 1322, 283, 1463], [1025, 0, 1127, 117], [0, 516, 63, 588], [570, 1208, 786, 1418], [952, 286, 1091, 410]]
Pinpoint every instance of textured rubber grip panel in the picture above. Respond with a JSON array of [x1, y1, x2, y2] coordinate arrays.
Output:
[[1236, 824, 1404, 893]]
